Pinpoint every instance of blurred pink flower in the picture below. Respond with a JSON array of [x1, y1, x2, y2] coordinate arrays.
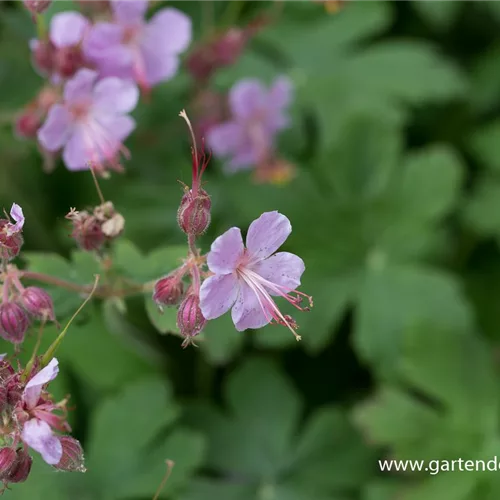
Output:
[[207, 77, 293, 172], [200, 211, 311, 340], [84, 0, 191, 91], [30, 11, 90, 81], [38, 68, 139, 173]]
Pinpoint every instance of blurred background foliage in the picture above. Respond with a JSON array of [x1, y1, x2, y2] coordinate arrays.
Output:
[[2, 0, 500, 499]]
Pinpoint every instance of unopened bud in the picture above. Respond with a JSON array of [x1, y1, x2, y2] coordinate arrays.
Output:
[[0, 221, 24, 261], [30, 40, 54, 77], [20, 287, 55, 321], [153, 275, 184, 308], [5, 450, 32, 483], [177, 189, 211, 236], [0, 448, 17, 478], [15, 111, 42, 140], [177, 294, 206, 344], [23, 0, 52, 14], [68, 211, 106, 252], [0, 302, 30, 344], [54, 46, 84, 79], [54, 436, 85, 472]]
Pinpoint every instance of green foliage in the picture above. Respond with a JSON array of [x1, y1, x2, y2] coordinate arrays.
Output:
[[3, 1, 500, 498]]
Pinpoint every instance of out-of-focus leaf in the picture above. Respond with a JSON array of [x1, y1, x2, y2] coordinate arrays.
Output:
[[463, 177, 500, 237], [187, 358, 373, 497], [412, 0, 461, 30], [145, 295, 180, 335], [201, 311, 244, 364], [470, 121, 500, 173]]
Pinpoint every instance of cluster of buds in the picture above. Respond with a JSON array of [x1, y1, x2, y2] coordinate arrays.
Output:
[[0, 357, 84, 489], [66, 201, 124, 253], [0, 273, 56, 345], [0, 204, 25, 263]]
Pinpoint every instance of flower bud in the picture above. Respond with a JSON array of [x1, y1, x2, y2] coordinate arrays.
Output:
[[20, 287, 56, 322], [0, 221, 24, 261], [177, 189, 211, 236], [0, 448, 17, 478], [15, 111, 42, 140], [0, 385, 7, 410], [30, 40, 54, 77], [23, 0, 52, 14], [54, 436, 86, 472], [54, 46, 85, 79], [177, 294, 206, 344], [68, 211, 106, 252], [0, 302, 30, 344], [5, 450, 32, 483], [153, 275, 184, 309]]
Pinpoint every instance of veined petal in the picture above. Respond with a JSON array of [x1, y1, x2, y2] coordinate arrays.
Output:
[[207, 227, 244, 275], [200, 273, 239, 320], [9, 203, 25, 232], [246, 211, 292, 261], [93, 77, 139, 114], [22, 419, 62, 465], [23, 358, 59, 409], [231, 282, 270, 331], [252, 252, 304, 294], [50, 12, 89, 48], [38, 104, 72, 152]]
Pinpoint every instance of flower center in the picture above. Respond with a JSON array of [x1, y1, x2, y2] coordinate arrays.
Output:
[[69, 101, 90, 121]]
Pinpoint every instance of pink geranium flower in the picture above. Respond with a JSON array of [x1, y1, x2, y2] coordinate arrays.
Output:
[[199, 211, 311, 340], [84, 0, 192, 91], [37, 68, 139, 173], [206, 77, 293, 172], [20, 359, 67, 465]]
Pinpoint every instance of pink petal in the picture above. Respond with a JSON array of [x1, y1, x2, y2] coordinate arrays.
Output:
[[50, 12, 89, 48], [229, 79, 267, 120], [112, 0, 148, 24], [246, 211, 292, 261], [37, 104, 72, 152], [24, 358, 59, 409], [92, 77, 139, 114], [140, 50, 179, 86], [63, 69, 98, 103], [83, 23, 132, 78], [9, 203, 25, 232], [99, 114, 136, 143], [200, 273, 239, 320], [231, 282, 270, 331], [206, 122, 243, 157], [62, 128, 88, 171], [252, 252, 304, 294], [228, 146, 260, 172], [146, 8, 192, 54], [22, 419, 62, 465], [269, 76, 293, 109], [207, 227, 244, 275]]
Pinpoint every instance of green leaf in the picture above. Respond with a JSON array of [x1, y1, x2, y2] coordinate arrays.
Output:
[[355, 265, 473, 371], [188, 358, 372, 497], [201, 312, 244, 365], [470, 121, 500, 173], [412, 0, 462, 31], [463, 177, 500, 237], [323, 113, 402, 201], [145, 295, 180, 335]]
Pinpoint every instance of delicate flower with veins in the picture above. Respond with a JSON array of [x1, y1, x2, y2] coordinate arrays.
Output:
[[30, 11, 90, 81], [0, 204, 25, 261], [37, 68, 139, 174], [19, 359, 73, 466], [206, 77, 293, 173], [199, 211, 312, 340], [84, 0, 192, 92]]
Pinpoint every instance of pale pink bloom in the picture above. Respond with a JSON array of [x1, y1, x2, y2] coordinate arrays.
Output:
[[21, 359, 63, 465], [200, 211, 311, 340], [207, 77, 293, 172], [84, 0, 191, 91], [5, 204, 25, 236], [37, 69, 139, 173]]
